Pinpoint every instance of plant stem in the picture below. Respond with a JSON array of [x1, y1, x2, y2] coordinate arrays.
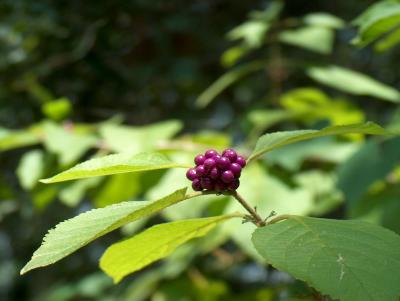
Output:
[[232, 191, 266, 227]]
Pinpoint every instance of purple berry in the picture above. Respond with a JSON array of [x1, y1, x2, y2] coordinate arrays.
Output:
[[205, 149, 218, 158], [223, 149, 237, 162], [203, 158, 216, 170], [195, 165, 206, 176], [228, 179, 240, 190], [216, 157, 231, 170], [209, 167, 220, 180], [221, 170, 235, 183], [230, 163, 242, 177], [236, 156, 246, 167], [194, 154, 205, 166], [201, 177, 214, 190], [186, 168, 198, 181], [192, 179, 203, 191], [213, 154, 221, 161], [215, 181, 227, 192]]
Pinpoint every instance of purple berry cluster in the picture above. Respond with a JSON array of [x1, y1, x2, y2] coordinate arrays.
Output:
[[186, 149, 246, 192]]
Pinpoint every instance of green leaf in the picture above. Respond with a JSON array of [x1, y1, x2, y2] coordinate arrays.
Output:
[[20, 187, 190, 274], [100, 215, 238, 283], [41, 97, 72, 121], [307, 65, 400, 102], [42, 122, 97, 166], [303, 12, 345, 29], [280, 88, 365, 126], [59, 177, 102, 207], [41, 152, 191, 183], [352, 1, 400, 47], [279, 26, 334, 54], [266, 137, 358, 171], [93, 173, 141, 207], [375, 26, 400, 51], [0, 127, 40, 151], [195, 60, 267, 108], [252, 216, 400, 301], [249, 122, 387, 161], [16, 149, 45, 190], [222, 163, 312, 261], [337, 137, 400, 207], [99, 120, 182, 155]]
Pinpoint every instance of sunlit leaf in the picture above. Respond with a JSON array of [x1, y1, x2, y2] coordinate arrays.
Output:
[[100, 120, 182, 155], [21, 188, 190, 274], [352, 1, 400, 48], [41, 152, 191, 183], [0, 127, 40, 151], [307, 65, 400, 102], [41, 97, 72, 121], [16, 149, 45, 190], [249, 122, 387, 161], [42, 122, 97, 166], [304, 12, 345, 29], [100, 215, 239, 283], [59, 177, 102, 207], [252, 216, 400, 301], [279, 26, 334, 54]]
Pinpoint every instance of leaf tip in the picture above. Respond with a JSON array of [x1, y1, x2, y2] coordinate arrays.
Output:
[[39, 178, 52, 184]]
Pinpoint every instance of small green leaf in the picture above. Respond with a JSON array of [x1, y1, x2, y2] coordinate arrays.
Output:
[[41, 152, 191, 183], [252, 216, 400, 301], [20, 188, 191, 274], [196, 60, 267, 108], [352, 1, 400, 47], [16, 149, 45, 190], [0, 127, 40, 151], [99, 120, 182, 155], [42, 122, 97, 166], [100, 215, 239, 283], [303, 12, 345, 29], [307, 65, 400, 102], [279, 26, 334, 54], [41, 97, 72, 121], [249, 122, 387, 161]]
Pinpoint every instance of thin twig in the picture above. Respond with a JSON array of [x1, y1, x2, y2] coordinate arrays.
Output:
[[232, 191, 266, 227]]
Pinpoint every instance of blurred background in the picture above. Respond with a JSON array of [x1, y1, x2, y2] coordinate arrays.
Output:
[[1, 0, 400, 300]]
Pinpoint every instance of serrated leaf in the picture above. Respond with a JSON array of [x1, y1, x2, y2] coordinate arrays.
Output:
[[21, 188, 191, 274], [249, 122, 387, 161], [307, 65, 400, 102], [41, 152, 191, 183], [100, 215, 238, 283], [252, 216, 400, 301]]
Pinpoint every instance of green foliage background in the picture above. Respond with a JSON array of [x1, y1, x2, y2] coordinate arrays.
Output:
[[1, 0, 400, 300]]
